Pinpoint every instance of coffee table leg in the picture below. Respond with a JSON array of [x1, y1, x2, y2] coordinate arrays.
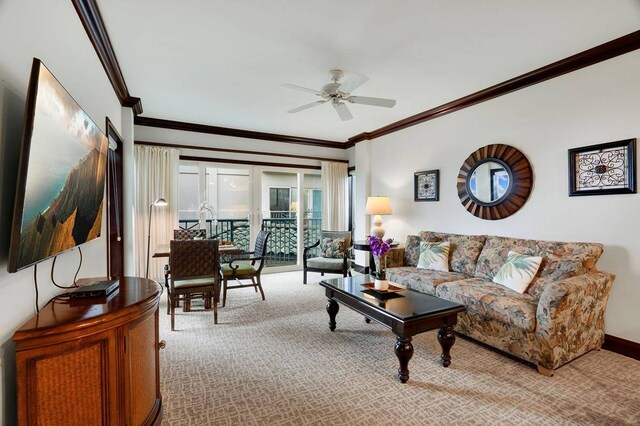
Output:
[[437, 325, 455, 367], [394, 336, 413, 383], [326, 299, 339, 331]]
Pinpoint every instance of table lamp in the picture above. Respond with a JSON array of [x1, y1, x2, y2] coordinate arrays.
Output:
[[146, 198, 167, 279], [365, 196, 392, 238]]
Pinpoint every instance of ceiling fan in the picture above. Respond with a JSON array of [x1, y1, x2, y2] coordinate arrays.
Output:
[[282, 69, 396, 121]]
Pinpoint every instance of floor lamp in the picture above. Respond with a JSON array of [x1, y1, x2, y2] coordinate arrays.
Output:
[[146, 198, 167, 279]]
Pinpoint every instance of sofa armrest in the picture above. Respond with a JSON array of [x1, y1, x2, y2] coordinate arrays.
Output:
[[386, 247, 405, 268], [536, 271, 615, 336]]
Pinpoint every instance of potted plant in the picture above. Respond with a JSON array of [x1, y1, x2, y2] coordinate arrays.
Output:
[[368, 235, 393, 290]]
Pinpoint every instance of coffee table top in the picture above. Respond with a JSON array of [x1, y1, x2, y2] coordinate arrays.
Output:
[[319, 274, 464, 321]]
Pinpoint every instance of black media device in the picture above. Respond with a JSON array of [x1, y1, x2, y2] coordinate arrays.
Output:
[[68, 279, 119, 299]]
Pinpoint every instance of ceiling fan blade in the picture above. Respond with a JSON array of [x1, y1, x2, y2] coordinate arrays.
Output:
[[338, 72, 369, 95], [281, 83, 325, 96], [347, 96, 396, 108], [287, 100, 327, 113], [333, 102, 353, 121]]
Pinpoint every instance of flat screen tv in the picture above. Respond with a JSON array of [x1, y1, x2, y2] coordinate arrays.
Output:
[[8, 58, 108, 273]]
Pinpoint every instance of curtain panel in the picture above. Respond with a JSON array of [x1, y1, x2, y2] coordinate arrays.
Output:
[[321, 161, 348, 231], [134, 145, 179, 279]]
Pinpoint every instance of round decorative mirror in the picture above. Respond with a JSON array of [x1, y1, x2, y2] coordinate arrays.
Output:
[[457, 144, 532, 220]]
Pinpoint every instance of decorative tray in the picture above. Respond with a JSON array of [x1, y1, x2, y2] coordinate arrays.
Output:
[[361, 283, 404, 293]]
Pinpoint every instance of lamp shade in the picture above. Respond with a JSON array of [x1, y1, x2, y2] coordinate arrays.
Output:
[[365, 196, 392, 215], [153, 198, 167, 206]]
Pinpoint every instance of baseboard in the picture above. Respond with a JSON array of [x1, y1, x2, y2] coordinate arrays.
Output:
[[602, 334, 640, 361]]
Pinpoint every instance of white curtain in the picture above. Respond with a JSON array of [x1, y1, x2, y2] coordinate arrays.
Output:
[[134, 145, 179, 279], [321, 161, 348, 231]]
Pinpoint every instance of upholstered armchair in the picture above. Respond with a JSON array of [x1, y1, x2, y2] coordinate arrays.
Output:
[[303, 230, 352, 284]]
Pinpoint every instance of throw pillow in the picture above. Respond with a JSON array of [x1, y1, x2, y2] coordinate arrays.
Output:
[[417, 241, 450, 272], [320, 237, 346, 259], [493, 251, 543, 294]]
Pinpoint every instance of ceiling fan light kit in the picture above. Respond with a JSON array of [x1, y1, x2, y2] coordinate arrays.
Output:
[[283, 69, 396, 121]]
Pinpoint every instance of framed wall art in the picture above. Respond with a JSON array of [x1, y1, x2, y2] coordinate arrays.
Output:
[[568, 138, 636, 196], [414, 169, 439, 201]]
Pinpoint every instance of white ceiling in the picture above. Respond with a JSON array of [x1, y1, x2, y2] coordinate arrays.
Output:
[[98, 1, 640, 142]]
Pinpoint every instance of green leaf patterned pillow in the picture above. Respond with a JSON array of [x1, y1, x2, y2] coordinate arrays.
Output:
[[417, 241, 450, 272], [320, 237, 346, 259], [493, 251, 543, 293]]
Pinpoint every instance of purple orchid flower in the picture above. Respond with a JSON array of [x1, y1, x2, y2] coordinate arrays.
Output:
[[368, 235, 393, 257]]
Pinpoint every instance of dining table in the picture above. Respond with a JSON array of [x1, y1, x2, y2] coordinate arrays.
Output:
[[153, 242, 242, 258]]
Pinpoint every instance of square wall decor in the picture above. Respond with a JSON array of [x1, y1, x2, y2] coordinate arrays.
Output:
[[414, 169, 439, 201], [568, 138, 636, 196]]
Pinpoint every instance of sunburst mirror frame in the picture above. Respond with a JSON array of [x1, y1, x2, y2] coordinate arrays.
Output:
[[457, 144, 533, 220]]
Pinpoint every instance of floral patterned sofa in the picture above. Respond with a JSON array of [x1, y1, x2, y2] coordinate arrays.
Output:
[[385, 231, 615, 376]]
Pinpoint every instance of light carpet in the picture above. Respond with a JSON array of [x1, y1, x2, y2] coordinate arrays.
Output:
[[158, 271, 640, 425]]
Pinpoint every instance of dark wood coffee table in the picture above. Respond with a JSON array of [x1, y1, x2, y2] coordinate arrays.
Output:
[[319, 274, 465, 383]]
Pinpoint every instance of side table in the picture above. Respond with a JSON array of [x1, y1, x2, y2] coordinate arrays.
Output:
[[353, 239, 400, 274]]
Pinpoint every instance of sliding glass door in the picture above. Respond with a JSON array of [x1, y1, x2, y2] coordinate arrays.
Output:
[[178, 161, 321, 271]]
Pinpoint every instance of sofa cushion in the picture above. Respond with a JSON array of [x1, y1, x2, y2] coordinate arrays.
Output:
[[492, 251, 543, 294], [386, 267, 469, 295], [436, 278, 538, 332], [417, 241, 450, 272], [403, 235, 422, 267], [527, 253, 593, 299], [319, 237, 346, 259], [417, 231, 486, 275], [306, 257, 344, 270], [474, 236, 539, 281], [535, 241, 603, 274], [436, 278, 538, 331]]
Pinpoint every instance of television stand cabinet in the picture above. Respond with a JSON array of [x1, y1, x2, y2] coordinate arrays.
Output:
[[13, 276, 163, 425]]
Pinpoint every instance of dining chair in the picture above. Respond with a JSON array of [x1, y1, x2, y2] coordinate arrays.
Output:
[[168, 239, 220, 331], [220, 230, 271, 306], [303, 230, 352, 284], [163, 228, 208, 314], [174, 228, 206, 240]]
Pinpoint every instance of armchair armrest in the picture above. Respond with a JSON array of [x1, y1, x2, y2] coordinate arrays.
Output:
[[536, 271, 615, 336], [303, 240, 320, 268], [227, 255, 264, 271]]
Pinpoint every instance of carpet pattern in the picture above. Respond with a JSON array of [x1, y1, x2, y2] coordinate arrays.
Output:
[[159, 272, 640, 425]]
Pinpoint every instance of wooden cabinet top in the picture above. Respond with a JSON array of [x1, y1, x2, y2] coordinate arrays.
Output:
[[13, 276, 162, 345]]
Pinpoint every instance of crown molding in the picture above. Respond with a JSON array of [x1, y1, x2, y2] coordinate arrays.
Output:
[[134, 116, 346, 149], [350, 30, 640, 143], [71, 0, 142, 114], [179, 155, 321, 170], [135, 140, 348, 163]]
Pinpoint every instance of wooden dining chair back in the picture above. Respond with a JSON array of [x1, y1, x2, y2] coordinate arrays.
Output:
[[220, 230, 271, 307], [173, 228, 206, 240], [169, 239, 220, 330], [164, 228, 207, 310]]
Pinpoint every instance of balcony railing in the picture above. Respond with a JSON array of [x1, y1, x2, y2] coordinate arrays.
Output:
[[178, 216, 323, 266]]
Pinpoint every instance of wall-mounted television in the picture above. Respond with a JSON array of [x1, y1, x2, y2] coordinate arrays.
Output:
[[7, 58, 108, 273]]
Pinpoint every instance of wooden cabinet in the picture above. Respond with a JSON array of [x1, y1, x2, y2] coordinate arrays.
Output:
[[13, 277, 163, 425]]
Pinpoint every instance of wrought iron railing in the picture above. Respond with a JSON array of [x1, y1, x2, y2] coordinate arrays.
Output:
[[178, 217, 322, 266]]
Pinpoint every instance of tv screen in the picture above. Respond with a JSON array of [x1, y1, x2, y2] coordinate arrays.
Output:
[[8, 58, 108, 272]]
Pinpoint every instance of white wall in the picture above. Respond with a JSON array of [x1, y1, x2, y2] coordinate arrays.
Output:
[[369, 50, 640, 343], [0, 1, 123, 424]]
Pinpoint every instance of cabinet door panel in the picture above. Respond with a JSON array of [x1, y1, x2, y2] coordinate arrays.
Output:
[[19, 331, 118, 426], [125, 308, 160, 425]]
